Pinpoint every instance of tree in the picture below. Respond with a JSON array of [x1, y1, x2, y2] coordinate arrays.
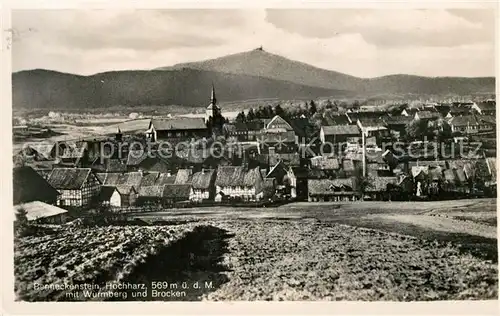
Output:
[[325, 99, 334, 109], [309, 100, 317, 116], [247, 108, 256, 121], [274, 104, 285, 117], [235, 111, 246, 123], [354, 166, 373, 200], [432, 118, 452, 141], [15, 207, 28, 225], [266, 105, 274, 118], [406, 119, 427, 140]]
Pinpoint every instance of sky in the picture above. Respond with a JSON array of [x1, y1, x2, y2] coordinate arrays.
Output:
[[11, 8, 496, 78]]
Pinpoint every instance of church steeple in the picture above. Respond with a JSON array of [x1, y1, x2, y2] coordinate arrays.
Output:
[[206, 83, 220, 123], [210, 83, 217, 106]]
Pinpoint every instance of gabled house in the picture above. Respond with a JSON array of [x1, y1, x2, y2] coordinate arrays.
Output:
[[307, 178, 359, 202], [285, 166, 309, 200], [310, 156, 340, 171], [145, 118, 208, 142], [215, 166, 264, 201], [475, 115, 496, 133], [223, 120, 264, 141], [13, 166, 60, 205], [162, 184, 192, 206], [383, 116, 413, 137], [175, 168, 193, 184], [47, 168, 101, 207], [445, 106, 471, 118], [346, 111, 384, 124], [364, 177, 398, 200], [14, 201, 69, 224], [261, 115, 297, 147], [414, 111, 440, 121], [266, 160, 288, 185], [473, 100, 496, 116], [322, 113, 350, 126], [190, 169, 216, 202], [448, 115, 480, 134], [401, 108, 419, 117], [98, 186, 121, 207], [411, 166, 429, 197], [320, 125, 360, 145], [137, 185, 165, 206], [99, 185, 138, 207], [442, 168, 469, 195]]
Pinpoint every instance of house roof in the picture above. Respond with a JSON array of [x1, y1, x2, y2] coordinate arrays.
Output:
[[342, 159, 355, 171], [265, 115, 294, 131], [266, 160, 287, 179], [162, 184, 191, 199], [47, 168, 93, 190], [175, 169, 193, 184], [476, 115, 496, 125], [288, 118, 310, 138], [308, 178, 356, 195], [104, 171, 143, 187], [367, 177, 398, 192], [347, 111, 384, 123], [409, 160, 447, 169], [29, 143, 56, 160], [358, 117, 387, 128], [14, 201, 68, 221], [455, 168, 467, 183], [150, 118, 207, 131], [215, 166, 262, 187], [344, 151, 363, 161], [99, 186, 117, 201], [416, 111, 440, 119], [411, 166, 429, 178], [156, 173, 177, 185], [449, 115, 479, 126], [310, 156, 340, 170], [138, 185, 165, 198], [322, 113, 350, 126], [115, 185, 136, 195], [322, 125, 360, 136], [91, 158, 127, 173], [383, 116, 413, 125], [448, 106, 471, 115], [95, 173, 107, 184], [57, 142, 87, 159], [476, 101, 496, 111], [127, 149, 147, 166], [13, 166, 60, 204], [443, 169, 455, 182], [191, 169, 215, 189], [429, 167, 444, 181], [140, 172, 160, 186], [486, 157, 496, 180]]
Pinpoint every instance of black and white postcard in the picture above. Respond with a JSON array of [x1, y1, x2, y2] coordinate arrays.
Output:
[[2, 1, 498, 315]]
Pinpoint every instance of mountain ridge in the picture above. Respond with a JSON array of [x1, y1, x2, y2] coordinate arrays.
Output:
[[12, 49, 495, 110]]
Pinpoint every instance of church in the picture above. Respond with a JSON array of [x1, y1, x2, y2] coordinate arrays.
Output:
[[205, 84, 221, 123]]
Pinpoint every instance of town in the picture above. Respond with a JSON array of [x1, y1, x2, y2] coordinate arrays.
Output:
[[13, 85, 497, 223]]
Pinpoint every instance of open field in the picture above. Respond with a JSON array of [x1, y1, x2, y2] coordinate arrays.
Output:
[[14, 199, 498, 301]]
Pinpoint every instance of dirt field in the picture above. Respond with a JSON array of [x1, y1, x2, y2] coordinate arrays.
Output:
[[14, 199, 498, 301]]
